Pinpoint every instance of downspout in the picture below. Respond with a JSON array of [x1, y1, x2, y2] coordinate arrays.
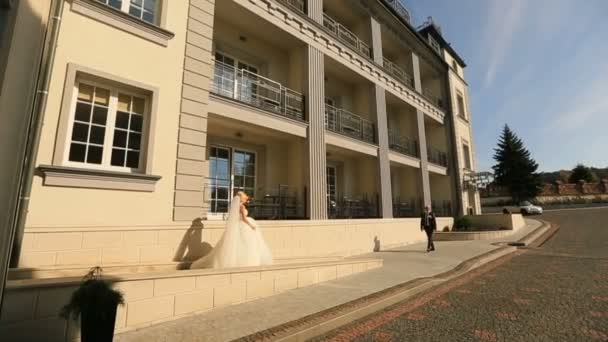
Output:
[[8, 0, 64, 267]]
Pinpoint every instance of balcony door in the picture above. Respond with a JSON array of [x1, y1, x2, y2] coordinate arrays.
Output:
[[214, 52, 258, 100], [208, 145, 257, 215]]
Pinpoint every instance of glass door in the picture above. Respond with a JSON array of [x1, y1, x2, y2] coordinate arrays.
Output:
[[327, 165, 337, 217], [209, 146, 231, 213], [232, 149, 256, 198]]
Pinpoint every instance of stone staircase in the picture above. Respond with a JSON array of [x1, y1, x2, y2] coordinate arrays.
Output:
[[1, 256, 382, 341]]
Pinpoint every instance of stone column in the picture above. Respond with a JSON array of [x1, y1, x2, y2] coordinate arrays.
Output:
[[306, 46, 328, 219], [411, 53, 432, 208], [173, 0, 215, 221], [370, 17, 392, 218], [308, 0, 323, 24]]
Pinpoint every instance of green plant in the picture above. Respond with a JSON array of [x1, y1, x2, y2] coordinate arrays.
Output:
[[60, 267, 124, 322], [454, 216, 473, 231], [442, 226, 450, 232]]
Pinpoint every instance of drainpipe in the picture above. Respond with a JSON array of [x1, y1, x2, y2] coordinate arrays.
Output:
[[8, 0, 64, 267]]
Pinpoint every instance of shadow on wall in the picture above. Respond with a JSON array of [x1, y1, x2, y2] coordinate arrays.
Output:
[[373, 236, 380, 252], [172, 218, 213, 267]]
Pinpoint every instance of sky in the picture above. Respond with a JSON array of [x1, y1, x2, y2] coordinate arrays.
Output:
[[404, 0, 608, 172]]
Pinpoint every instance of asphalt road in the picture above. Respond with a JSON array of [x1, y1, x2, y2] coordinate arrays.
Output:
[[312, 208, 608, 342]]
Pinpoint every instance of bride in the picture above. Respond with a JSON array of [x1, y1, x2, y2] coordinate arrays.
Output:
[[191, 191, 273, 269]]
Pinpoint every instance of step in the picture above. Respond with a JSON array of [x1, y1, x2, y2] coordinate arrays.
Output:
[[0, 257, 383, 341], [7, 256, 345, 281]]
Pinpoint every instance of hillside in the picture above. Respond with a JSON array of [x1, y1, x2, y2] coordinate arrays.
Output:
[[540, 167, 608, 183]]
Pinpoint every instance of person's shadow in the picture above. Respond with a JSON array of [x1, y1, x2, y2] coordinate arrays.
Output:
[[173, 218, 213, 269], [373, 236, 381, 252]]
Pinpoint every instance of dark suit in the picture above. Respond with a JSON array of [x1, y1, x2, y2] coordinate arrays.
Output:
[[420, 211, 437, 251]]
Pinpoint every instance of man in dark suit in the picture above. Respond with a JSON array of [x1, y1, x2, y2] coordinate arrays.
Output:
[[420, 206, 437, 252]]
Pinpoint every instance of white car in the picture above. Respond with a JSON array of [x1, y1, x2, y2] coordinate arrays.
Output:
[[520, 201, 543, 215]]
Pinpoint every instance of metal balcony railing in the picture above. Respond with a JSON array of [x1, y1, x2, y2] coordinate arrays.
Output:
[[382, 57, 414, 88], [388, 130, 418, 158], [392, 197, 419, 218], [427, 146, 448, 167], [205, 179, 306, 220], [277, 0, 305, 14], [325, 104, 376, 144], [322, 13, 372, 59], [211, 60, 305, 121], [383, 0, 412, 24], [328, 194, 379, 219], [422, 88, 445, 109], [432, 200, 452, 217]]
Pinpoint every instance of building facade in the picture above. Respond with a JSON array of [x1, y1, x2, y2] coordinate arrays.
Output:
[[0, 0, 483, 337], [2, 0, 481, 269]]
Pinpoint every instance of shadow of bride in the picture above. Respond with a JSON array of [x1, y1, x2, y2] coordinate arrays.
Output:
[[173, 218, 213, 268]]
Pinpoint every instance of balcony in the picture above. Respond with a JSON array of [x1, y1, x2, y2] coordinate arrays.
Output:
[[211, 60, 305, 121], [382, 0, 412, 24], [277, 0, 305, 14], [325, 104, 376, 144], [383, 57, 414, 88], [422, 88, 445, 109], [393, 197, 419, 218], [388, 130, 418, 158], [427, 146, 448, 167], [322, 13, 372, 59], [432, 200, 452, 217]]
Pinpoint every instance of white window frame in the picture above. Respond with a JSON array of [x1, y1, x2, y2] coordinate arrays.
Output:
[[462, 141, 472, 170], [456, 90, 467, 120], [63, 78, 150, 174], [98, 0, 161, 25], [428, 35, 441, 54]]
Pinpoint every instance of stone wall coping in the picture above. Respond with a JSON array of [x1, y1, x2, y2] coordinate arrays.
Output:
[[6, 257, 382, 290], [23, 217, 441, 233]]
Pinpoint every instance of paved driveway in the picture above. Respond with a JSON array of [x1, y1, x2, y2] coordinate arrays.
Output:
[[313, 208, 608, 341]]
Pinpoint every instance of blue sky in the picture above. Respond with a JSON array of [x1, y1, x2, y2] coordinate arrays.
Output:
[[405, 0, 608, 172]]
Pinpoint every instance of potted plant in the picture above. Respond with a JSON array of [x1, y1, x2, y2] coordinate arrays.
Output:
[[60, 267, 124, 342]]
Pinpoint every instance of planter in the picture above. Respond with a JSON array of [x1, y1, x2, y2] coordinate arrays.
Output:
[[81, 304, 118, 342]]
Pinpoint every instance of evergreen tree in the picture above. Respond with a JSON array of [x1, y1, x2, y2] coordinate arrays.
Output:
[[569, 164, 596, 183], [492, 125, 541, 202]]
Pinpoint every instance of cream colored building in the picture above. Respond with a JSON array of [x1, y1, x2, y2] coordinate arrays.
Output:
[[0, 0, 480, 338]]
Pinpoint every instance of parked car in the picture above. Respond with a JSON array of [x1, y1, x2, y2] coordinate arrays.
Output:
[[520, 201, 543, 215]]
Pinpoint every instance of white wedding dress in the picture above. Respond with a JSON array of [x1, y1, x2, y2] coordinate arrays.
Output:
[[191, 196, 273, 269]]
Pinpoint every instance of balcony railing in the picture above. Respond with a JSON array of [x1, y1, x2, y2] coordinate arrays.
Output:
[[205, 180, 306, 220], [422, 88, 445, 109], [322, 13, 372, 59], [383, 57, 414, 88], [325, 104, 376, 144], [393, 197, 419, 218], [211, 60, 305, 121], [277, 0, 305, 14], [388, 130, 418, 158], [328, 194, 379, 219], [432, 200, 452, 217], [383, 0, 412, 24], [427, 146, 448, 167]]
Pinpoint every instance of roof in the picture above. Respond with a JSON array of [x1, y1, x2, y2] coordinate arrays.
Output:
[[418, 23, 467, 67]]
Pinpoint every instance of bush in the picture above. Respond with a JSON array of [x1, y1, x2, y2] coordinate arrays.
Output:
[[442, 226, 450, 232], [454, 216, 473, 231]]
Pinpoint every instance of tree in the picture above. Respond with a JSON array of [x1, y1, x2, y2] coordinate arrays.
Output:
[[492, 125, 542, 202], [569, 164, 596, 183]]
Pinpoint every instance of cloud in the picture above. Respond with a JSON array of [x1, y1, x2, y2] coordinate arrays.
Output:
[[481, 0, 527, 88]]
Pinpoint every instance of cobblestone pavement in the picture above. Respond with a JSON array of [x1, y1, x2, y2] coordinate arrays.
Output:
[[312, 208, 608, 342]]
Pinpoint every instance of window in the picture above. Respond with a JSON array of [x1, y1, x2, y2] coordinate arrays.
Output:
[[212, 52, 258, 99], [462, 143, 472, 170], [456, 91, 466, 120], [428, 35, 441, 54], [66, 81, 148, 172], [208, 146, 257, 213], [452, 60, 458, 72], [96, 0, 158, 24]]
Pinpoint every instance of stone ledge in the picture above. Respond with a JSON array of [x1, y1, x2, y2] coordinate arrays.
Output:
[[38, 165, 161, 192], [434, 229, 515, 241], [71, 0, 175, 46]]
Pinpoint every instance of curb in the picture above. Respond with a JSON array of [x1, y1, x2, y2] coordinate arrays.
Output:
[[235, 221, 552, 342]]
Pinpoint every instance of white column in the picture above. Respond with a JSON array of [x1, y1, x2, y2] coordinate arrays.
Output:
[[411, 52, 432, 208]]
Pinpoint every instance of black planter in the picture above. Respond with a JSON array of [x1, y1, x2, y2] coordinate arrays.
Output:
[[81, 304, 118, 342]]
